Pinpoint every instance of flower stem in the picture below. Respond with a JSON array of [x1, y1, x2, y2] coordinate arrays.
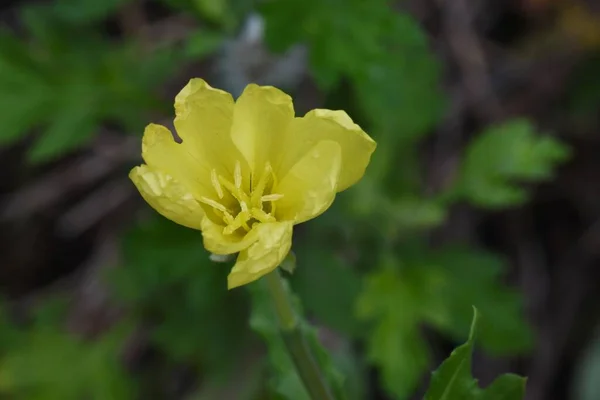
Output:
[[264, 270, 336, 400]]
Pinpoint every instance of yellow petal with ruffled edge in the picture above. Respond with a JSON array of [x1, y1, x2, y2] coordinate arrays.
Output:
[[141, 123, 218, 200], [130, 165, 204, 229], [230, 84, 294, 178], [227, 221, 293, 289], [276, 109, 376, 192], [275, 140, 342, 224], [174, 79, 250, 190], [201, 217, 261, 255]]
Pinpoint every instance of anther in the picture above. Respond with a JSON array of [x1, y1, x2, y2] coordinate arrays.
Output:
[[251, 208, 276, 223], [199, 196, 229, 213], [210, 169, 224, 199], [261, 193, 284, 202], [250, 163, 273, 206], [234, 160, 243, 189]]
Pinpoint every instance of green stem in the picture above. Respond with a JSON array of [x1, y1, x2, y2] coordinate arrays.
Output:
[[264, 270, 336, 400]]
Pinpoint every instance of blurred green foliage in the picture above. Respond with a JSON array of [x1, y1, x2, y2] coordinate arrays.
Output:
[[0, 0, 217, 163], [0, 0, 574, 399], [0, 302, 134, 399], [112, 217, 250, 379]]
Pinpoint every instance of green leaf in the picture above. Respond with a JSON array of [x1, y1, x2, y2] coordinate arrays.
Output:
[[248, 276, 345, 400], [356, 247, 531, 398], [419, 248, 533, 354], [425, 309, 480, 399], [457, 118, 570, 208], [424, 308, 527, 400]]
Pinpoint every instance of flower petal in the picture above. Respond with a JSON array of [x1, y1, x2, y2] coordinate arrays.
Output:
[[274, 140, 342, 224], [227, 221, 293, 289], [174, 79, 250, 187], [130, 164, 204, 230], [276, 109, 376, 192], [141, 123, 220, 200], [201, 217, 260, 255], [230, 84, 294, 177]]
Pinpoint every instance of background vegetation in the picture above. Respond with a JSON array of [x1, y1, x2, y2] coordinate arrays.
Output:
[[0, 0, 599, 399]]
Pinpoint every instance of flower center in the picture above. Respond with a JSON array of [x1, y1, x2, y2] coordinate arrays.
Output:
[[198, 161, 283, 235]]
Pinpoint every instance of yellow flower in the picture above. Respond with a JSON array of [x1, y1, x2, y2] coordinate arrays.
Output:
[[130, 79, 376, 289]]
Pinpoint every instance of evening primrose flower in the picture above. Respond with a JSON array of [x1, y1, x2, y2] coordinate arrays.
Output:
[[130, 79, 376, 289]]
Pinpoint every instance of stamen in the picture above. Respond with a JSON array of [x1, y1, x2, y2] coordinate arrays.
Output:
[[223, 214, 234, 226], [215, 160, 283, 235], [251, 208, 276, 223], [261, 193, 284, 202], [223, 210, 251, 235], [234, 160, 243, 189], [198, 196, 229, 213], [250, 163, 273, 207], [210, 169, 224, 199], [219, 176, 251, 205]]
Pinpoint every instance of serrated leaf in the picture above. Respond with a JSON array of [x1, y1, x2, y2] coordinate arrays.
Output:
[[356, 247, 531, 398], [420, 248, 533, 354], [457, 118, 570, 208], [248, 275, 345, 400], [424, 309, 480, 399], [424, 309, 527, 400]]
